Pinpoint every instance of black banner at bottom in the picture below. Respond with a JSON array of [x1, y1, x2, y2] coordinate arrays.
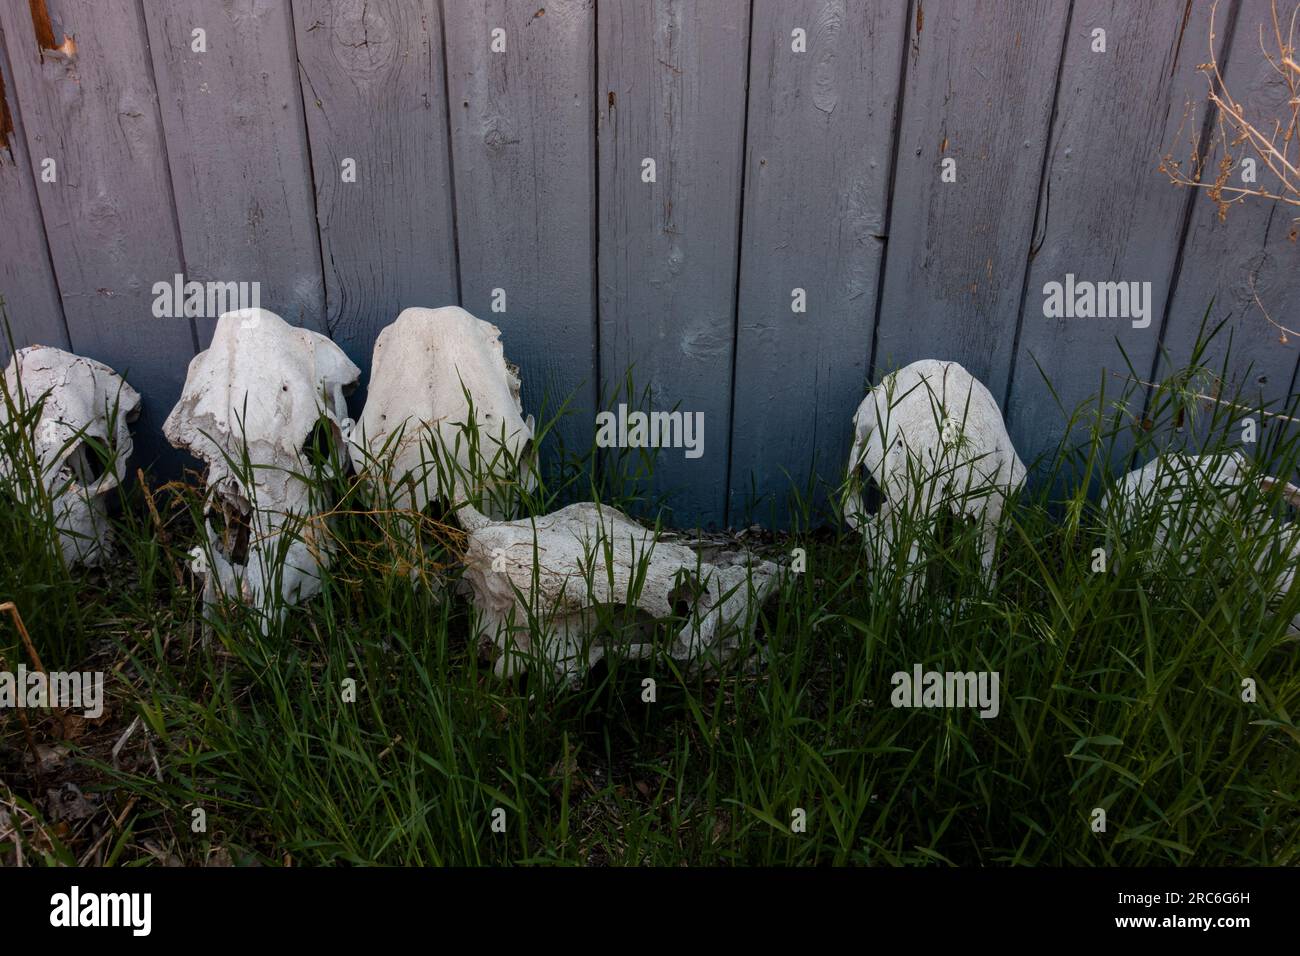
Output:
[[2, 866, 1289, 942]]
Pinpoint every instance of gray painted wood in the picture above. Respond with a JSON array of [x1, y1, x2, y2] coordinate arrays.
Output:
[[445, 0, 597, 464], [1154, 0, 1300, 459], [0, 23, 68, 366], [1005, 0, 1228, 472], [0, 0, 1296, 522], [144, 0, 325, 346], [0, 0, 196, 468], [726, 0, 907, 527], [598, 0, 750, 528], [290, 0, 459, 385], [872, 0, 1071, 401]]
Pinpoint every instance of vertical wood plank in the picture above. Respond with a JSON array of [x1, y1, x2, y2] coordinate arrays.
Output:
[[144, 0, 325, 345], [0, 23, 69, 365], [291, 0, 459, 384], [872, 0, 1070, 399], [0, 0, 196, 466], [726, 0, 907, 526], [1154, 0, 1300, 453], [598, 0, 750, 528], [1004, 0, 1229, 470], [445, 0, 596, 463]]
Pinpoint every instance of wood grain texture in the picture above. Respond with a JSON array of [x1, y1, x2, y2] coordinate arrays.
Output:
[[1004, 0, 1228, 470], [445, 0, 596, 463], [598, 0, 750, 528], [1154, 0, 1300, 456], [872, 0, 1070, 399], [291, 0, 459, 387], [0, 0, 1294, 520], [726, 0, 907, 526], [0, 22, 69, 365], [0, 0, 196, 467], [144, 0, 325, 345]]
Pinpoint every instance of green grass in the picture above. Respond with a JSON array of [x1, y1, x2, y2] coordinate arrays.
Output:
[[1, 317, 1298, 866]]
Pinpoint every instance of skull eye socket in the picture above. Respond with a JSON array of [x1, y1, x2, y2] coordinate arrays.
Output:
[[48, 440, 109, 495], [303, 420, 339, 461], [857, 464, 883, 517], [207, 499, 251, 565], [668, 575, 704, 620], [66, 441, 109, 486]]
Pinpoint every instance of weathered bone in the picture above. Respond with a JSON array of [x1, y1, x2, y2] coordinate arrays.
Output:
[[0, 346, 141, 566], [843, 359, 1026, 603], [163, 308, 359, 614], [458, 501, 781, 686], [349, 306, 536, 517], [1103, 451, 1300, 631]]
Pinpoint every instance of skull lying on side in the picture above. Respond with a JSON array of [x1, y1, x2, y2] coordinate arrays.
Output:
[[164, 308, 360, 615], [348, 306, 536, 518], [843, 359, 1026, 604], [1102, 451, 1300, 632], [0, 346, 141, 566], [458, 502, 781, 686]]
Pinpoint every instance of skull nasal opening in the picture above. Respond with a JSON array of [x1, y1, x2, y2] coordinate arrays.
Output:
[[207, 498, 251, 566]]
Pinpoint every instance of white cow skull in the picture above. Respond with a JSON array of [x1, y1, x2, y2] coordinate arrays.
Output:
[[458, 501, 781, 686], [349, 307, 536, 518], [164, 308, 360, 615], [1102, 451, 1300, 631], [0, 346, 141, 566], [843, 359, 1026, 603]]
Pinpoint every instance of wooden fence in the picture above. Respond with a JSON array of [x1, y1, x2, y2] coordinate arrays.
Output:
[[0, 0, 1296, 527]]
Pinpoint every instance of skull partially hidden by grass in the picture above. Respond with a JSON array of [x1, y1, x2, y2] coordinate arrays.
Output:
[[843, 359, 1026, 605], [1103, 451, 1300, 635], [164, 308, 359, 619], [347, 306, 537, 521], [0, 346, 141, 567], [457, 501, 782, 688]]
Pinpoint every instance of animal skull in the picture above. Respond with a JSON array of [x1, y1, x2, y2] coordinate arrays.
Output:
[[164, 308, 360, 614], [0, 346, 141, 566], [843, 359, 1026, 602], [458, 502, 781, 686], [1102, 451, 1300, 630], [348, 306, 536, 517]]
